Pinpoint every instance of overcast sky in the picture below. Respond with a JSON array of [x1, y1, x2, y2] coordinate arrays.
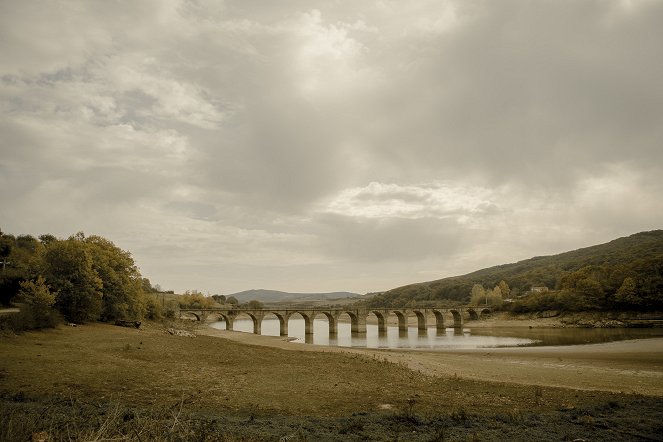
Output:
[[1, 0, 662, 295]]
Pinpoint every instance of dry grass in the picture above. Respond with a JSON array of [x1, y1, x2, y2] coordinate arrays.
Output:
[[1, 321, 662, 440]]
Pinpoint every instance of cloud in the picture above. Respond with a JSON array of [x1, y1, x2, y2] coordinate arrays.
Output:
[[321, 181, 498, 220], [1, 0, 662, 294]]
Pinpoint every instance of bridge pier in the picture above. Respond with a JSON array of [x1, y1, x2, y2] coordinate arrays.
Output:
[[351, 314, 366, 334], [225, 316, 234, 331], [215, 312, 234, 331], [327, 313, 339, 335], [432, 310, 445, 333], [304, 314, 314, 335], [450, 309, 463, 329], [274, 313, 288, 336], [373, 311, 387, 334], [393, 311, 408, 333], [414, 310, 427, 332], [250, 312, 265, 335]]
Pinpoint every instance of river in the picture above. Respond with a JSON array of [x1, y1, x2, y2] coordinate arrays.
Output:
[[210, 317, 663, 349]]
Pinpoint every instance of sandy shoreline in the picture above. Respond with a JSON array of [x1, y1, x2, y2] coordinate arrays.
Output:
[[197, 324, 663, 396]]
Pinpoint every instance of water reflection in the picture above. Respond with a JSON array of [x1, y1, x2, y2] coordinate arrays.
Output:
[[210, 317, 663, 349]]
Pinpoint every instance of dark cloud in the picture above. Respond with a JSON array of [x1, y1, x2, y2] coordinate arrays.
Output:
[[1, 0, 661, 294]]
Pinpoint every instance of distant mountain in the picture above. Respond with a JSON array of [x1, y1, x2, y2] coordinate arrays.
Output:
[[228, 289, 362, 303], [365, 230, 663, 309]]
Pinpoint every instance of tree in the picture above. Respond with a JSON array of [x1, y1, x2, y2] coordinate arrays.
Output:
[[498, 280, 511, 299], [487, 286, 504, 306], [42, 239, 102, 323], [38, 234, 58, 245], [226, 295, 239, 305], [179, 290, 216, 309], [560, 265, 609, 308], [84, 235, 145, 321], [18, 276, 59, 328], [0, 232, 13, 261], [16, 235, 39, 253], [141, 278, 155, 293], [246, 299, 264, 309], [470, 284, 486, 305], [212, 294, 226, 304], [614, 277, 642, 307]]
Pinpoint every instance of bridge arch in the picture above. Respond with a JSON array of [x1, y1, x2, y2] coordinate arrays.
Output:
[[290, 311, 314, 335], [232, 311, 262, 334], [450, 309, 463, 329], [340, 310, 366, 334], [247, 312, 261, 335], [316, 311, 339, 335], [213, 312, 235, 331], [268, 312, 289, 336], [413, 310, 428, 332], [467, 308, 479, 321], [480, 308, 491, 319], [181, 311, 201, 321], [370, 311, 388, 334], [432, 310, 445, 332], [392, 310, 408, 333]]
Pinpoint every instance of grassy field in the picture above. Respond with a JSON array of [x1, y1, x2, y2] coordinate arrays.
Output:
[[1, 321, 662, 441]]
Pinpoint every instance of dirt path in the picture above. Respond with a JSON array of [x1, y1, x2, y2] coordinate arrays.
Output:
[[198, 326, 663, 396]]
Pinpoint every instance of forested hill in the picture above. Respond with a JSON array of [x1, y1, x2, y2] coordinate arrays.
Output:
[[229, 289, 361, 303], [364, 230, 663, 309]]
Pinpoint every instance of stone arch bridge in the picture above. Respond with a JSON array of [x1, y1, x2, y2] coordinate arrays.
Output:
[[179, 306, 492, 336]]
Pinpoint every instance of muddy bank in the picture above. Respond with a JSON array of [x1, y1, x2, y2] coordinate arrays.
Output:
[[199, 325, 663, 396]]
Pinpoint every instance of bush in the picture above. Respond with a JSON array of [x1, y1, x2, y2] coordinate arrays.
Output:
[[509, 290, 595, 313], [144, 296, 163, 320], [0, 305, 61, 333], [0, 277, 63, 331]]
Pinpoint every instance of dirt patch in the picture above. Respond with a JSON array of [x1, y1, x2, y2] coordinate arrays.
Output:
[[200, 324, 663, 396], [1, 321, 662, 440]]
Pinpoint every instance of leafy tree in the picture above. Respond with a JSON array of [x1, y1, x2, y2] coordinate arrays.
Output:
[[498, 280, 511, 298], [17, 276, 59, 328], [144, 295, 163, 320], [38, 234, 58, 245], [226, 295, 239, 305], [470, 284, 486, 305], [561, 265, 608, 306], [16, 235, 39, 253], [614, 277, 641, 307], [0, 232, 12, 260], [84, 235, 145, 321], [488, 286, 504, 306], [41, 239, 102, 323], [246, 299, 264, 309], [0, 231, 41, 305], [179, 291, 216, 309], [141, 278, 155, 293], [212, 294, 226, 304]]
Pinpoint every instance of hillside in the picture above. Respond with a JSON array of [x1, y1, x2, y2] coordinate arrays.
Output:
[[365, 230, 663, 309], [229, 289, 362, 303]]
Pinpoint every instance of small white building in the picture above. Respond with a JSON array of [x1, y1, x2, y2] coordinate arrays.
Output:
[[530, 286, 549, 293]]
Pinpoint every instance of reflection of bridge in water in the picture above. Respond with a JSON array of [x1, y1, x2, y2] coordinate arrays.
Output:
[[179, 306, 492, 336]]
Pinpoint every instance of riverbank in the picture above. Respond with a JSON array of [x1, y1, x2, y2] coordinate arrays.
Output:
[[2, 321, 662, 440], [199, 325, 663, 396]]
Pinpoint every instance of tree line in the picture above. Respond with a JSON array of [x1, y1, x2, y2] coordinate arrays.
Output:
[[0, 230, 164, 329]]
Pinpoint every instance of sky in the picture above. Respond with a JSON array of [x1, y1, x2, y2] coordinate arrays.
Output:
[[1, 0, 662, 296]]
